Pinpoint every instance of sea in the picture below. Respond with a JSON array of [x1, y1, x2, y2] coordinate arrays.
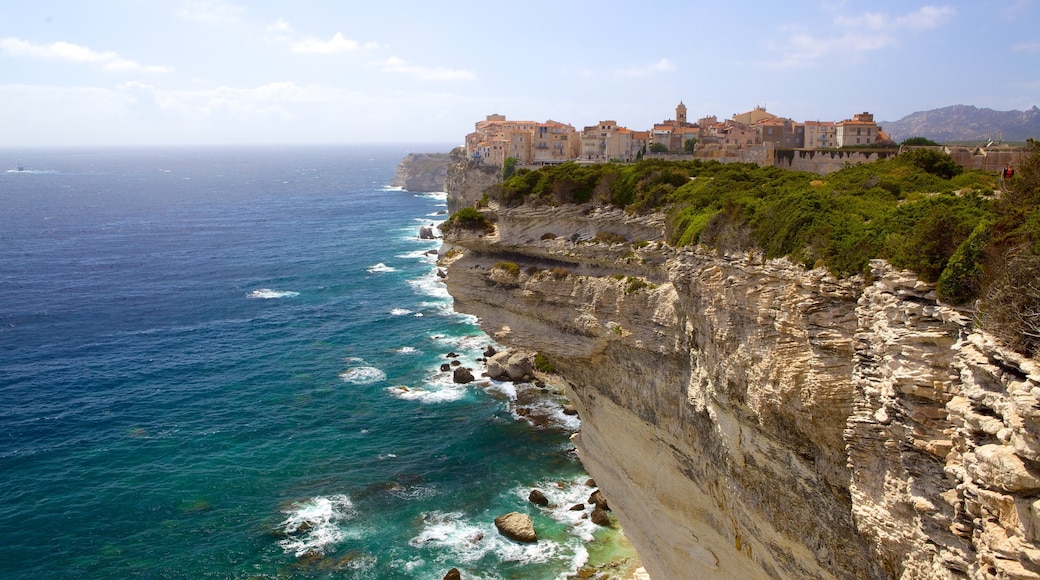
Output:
[[0, 146, 635, 579]]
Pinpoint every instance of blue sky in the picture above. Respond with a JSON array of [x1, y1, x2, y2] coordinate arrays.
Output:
[[1, 0, 1038, 146]]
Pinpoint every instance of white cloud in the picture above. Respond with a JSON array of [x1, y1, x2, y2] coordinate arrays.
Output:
[[269, 19, 293, 32], [770, 5, 956, 68], [178, 0, 244, 25], [1013, 40, 1040, 53], [613, 58, 677, 78], [0, 37, 171, 73], [379, 57, 475, 81], [292, 32, 378, 54]]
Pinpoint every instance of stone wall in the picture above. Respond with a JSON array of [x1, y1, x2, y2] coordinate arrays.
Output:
[[774, 148, 899, 174]]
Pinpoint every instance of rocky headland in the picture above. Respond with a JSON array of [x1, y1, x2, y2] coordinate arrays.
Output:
[[391, 152, 452, 192], [437, 168, 1040, 578]]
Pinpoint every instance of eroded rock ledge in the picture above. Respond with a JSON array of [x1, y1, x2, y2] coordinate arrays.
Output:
[[440, 201, 1040, 579]]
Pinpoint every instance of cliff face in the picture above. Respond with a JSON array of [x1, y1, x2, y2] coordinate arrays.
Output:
[[391, 152, 451, 192], [440, 197, 1040, 579], [443, 147, 501, 213]]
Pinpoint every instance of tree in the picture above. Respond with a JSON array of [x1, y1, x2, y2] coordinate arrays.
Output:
[[684, 138, 698, 153], [901, 136, 941, 147], [649, 142, 669, 153], [502, 156, 517, 180]]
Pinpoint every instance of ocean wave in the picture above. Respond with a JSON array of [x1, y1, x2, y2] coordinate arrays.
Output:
[[366, 263, 396, 273], [277, 494, 355, 557], [413, 192, 447, 201], [408, 511, 558, 565], [389, 308, 413, 316], [339, 366, 387, 385], [407, 273, 450, 300], [247, 288, 300, 299], [394, 346, 419, 354], [386, 380, 466, 403]]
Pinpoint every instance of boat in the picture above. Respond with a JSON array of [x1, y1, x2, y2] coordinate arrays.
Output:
[[16, 163, 24, 171]]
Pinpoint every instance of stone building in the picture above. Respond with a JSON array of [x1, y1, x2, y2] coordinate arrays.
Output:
[[835, 112, 880, 147]]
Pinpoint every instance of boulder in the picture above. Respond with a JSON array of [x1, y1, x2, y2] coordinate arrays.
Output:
[[494, 512, 537, 543], [588, 490, 609, 510], [528, 489, 549, 506], [440, 363, 451, 372], [486, 350, 535, 382], [484, 345, 498, 357], [591, 507, 611, 526], [419, 225, 435, 239], [443, 568, 461, 580], [453, 367, 475, 384]]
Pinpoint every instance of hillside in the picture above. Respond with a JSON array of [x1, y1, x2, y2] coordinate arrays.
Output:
[[881, 104, 1040, 143]]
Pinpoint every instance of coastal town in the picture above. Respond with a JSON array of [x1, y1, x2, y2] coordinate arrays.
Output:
[[464, 103, 1023, 175], [466, 103, 889, 167]]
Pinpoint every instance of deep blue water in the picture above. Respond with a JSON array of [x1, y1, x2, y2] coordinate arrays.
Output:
[[0, 146, 622, 579]]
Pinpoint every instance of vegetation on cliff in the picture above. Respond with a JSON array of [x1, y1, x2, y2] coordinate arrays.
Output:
[[439, 206, 494, 234], [447, 142, 1040, 355]]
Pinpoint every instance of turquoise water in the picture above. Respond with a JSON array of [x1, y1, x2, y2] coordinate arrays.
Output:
[[0, 146, 608, 579]]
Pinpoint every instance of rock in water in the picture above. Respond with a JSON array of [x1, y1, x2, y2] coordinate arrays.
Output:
[[528, 489, 549, 506], [591, 507, 611, 526], [443, 568, 462, 580], [588, 489, 609, 510], [419, 225, 435, 239], [494, 512, 537, 543], [452, 367, 475, 384], [486, 350, 535, 381]]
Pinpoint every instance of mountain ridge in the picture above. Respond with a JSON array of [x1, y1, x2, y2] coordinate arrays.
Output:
[[881, 104, 1040, 143]]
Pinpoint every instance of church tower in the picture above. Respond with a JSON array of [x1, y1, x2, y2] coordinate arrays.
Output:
[[676, 101, 687, 125]]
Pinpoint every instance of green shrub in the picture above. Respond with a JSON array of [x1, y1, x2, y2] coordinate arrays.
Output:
[[593, 231, 627, 244], [937, 220, 991, 304], [493, 261, 520, 276], [533, 352, 557, 373], [442, 207, 494, 234]]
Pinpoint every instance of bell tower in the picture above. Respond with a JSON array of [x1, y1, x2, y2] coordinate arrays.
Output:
[[676, 101, 687, 125]]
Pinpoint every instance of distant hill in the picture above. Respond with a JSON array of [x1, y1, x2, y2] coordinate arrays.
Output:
[[880, 104, 1040, 143]]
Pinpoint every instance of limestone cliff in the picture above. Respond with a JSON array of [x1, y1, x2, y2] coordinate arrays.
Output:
[[443, 147, 501, 213], [439, 197, 1040, 579], [391, 152, 451, 192]]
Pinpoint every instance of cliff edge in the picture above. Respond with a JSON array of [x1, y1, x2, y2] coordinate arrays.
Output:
[[391, 152, 452, 192], [438, 185, 1040, 578]]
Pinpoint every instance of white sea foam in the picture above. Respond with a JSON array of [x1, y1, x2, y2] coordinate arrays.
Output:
[[413, 192, 447, 201], [386, 379, 466, 403], [396, 249, 438, 262], [339, 366, 387, 384], [366, 263, 396, 273], [409, 511, 558, 566], [516, 477, 602, 543], [407, 273, 451, 300], [394, 346, 418, 354], [247, 288, 300, 299], [390, 308, 413, 316], [277, 494, 355, 557]]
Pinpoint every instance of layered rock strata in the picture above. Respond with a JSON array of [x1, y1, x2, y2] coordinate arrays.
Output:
[[440, 200, 1040, 579]]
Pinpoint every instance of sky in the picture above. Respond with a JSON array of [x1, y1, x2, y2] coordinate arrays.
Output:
[[1, 0, 1038, 147]]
